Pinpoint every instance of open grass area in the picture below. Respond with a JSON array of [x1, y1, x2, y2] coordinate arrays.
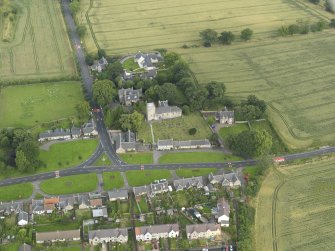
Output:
[[94, 153, 112, 166], [102, 172, 124, 190], [176, 168, 217, 178], [254, 160, 335, 251], [159, 151, 241, 164], [40, 173, 98, 195], [122, 57, 139, 71], [0, 81, 84, 128], [76, 0, 329, 54], [149, 113, 212, 142], [0, 183, 33, 202], [120, 152, 153, 164], [0, 0, 76, 81], [180, 31, 335, 149], [39, 139, 98, 170], [219, 123, 249, 142], [125, 170, 171, 186]]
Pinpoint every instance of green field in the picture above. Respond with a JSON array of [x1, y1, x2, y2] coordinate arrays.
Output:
[[180, 32, 335, 149], [125, 170, 171, 186], [255, 160, 335, 251], [0, 183, 33, 201], [0, 0, 76, 81], [76, 0, 328, 54], [39, 139, 98, 170], [176, 168, 217, 178], [219, 123, 249, 142], [0, 82, 84, 128], [102, 172, 124, 190], [159, 152, 241, 164], [94, 153, 112, 166], [40, 173, 98, 195], [140, 113, 212, 143], [120, 152, 153, 164]]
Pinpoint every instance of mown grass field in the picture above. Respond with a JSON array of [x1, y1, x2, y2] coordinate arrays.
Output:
[[176, 168, 217, 178], [93, 153, 112, 166], [39, 139, 98, 170], [0, 0, 76, 81], [40, 173, 98, 195], [120, 152, 153, 164], [102, 172, 124, 190], [181, 32, 335, 149], [0, 183, 33, 202], [125, 170, 171, 186], [254, 160, 335, 251], [0, 81, 84, 128], [159, 151, 241, 164], [76, 0, 328, 54]]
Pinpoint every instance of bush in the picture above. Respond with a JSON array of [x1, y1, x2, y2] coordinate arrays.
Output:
[[188, 128, 197, 135], [203, 41, 212, 47]]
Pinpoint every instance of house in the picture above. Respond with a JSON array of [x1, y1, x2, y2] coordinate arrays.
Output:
[[82, 119, 98, 137], [133, 185, 150, 197], [89, 193, 103, 208], [19, 243, 32, 251], [35, 229, 81, 243], [38, 128, 71, 142], [135, 224, 179, 241], [108, 189, 129, 201], [71, 127, 82, 139], [186, 223, 221, 240], [77, 194, 90, 209], [17, 211, 29, 226], [30, 199, 45, 215], [0, 201, 23, 216], [110, 130, 136, 154], [92, 207, 108, 218], [133, 181, 169, 198], [216, 197, 230, 227], [157, 139, 211, 150], [89, 228, 128, 245], [118, 87, 142, 106], [208, 172, 241, 187], [59, 196, 76, 212], [90, 57, 108, 72], [134, 52, 163, 70], [173, 176, 204, 191], [44, 197, 59, 214], [146, 101, 182, 121], [217, 107, 234, 124]]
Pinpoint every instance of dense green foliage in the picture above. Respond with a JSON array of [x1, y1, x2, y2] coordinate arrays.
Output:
[[119, 111, 144, 132], [93, 79, 117, 107], [236, 202, 255, 251], [278, 19, 328, 36], [240, 28, 253, 41]]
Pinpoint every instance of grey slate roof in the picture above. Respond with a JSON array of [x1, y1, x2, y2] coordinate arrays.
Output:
[[118, 87, 142, 104], [108, 189, 129, 200], [18, 211, 29, 222], [36, 229, 80, 242], [186, 223, 221, 235], [155, 101, 182, 115], [173, 176, 204, 190], [92, 207, 108, 218], [173, 139, 211, 148], [89, 228, 128, 240], [217, 197, 230, 218], [157, 139, 174, 147], [133, 185, 150, 197], [134, 52, 163, 68], [135, 224, 179, 235], [39, 128, 71, 139]]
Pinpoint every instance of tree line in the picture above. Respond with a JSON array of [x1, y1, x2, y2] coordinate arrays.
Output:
[[199, 28, 253, 47], [278, 19, 331, 36]]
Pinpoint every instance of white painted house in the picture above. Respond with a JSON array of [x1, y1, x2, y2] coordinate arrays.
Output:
[[135, 224, 179, 241]]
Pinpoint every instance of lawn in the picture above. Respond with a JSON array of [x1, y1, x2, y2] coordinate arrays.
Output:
[[0, 183, 33, 202], [122, 57, 140, 71], [0, 0, 76, 81], [39, 139, 98, 170], [219, 123, 249, 142], [94, 153, 112, 166], [102, 172, 124, 190], [150, 113, 212, 141], [159, 152, 241, 164], [0, 82, 84, 128], [176, 168, 217, 178], [125, 170, 171, 186], [40, 173, 98, 195], [76, 0, 329, 54], [120, 152, 153, 164], [242, 166, 259, 178], [255, 160, 335, 251]]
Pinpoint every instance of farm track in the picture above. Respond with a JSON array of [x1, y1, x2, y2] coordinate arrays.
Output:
[[45, 0, 65, 72]]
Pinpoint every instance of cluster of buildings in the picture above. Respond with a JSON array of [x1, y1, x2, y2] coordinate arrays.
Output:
[[90, 57, 108, 73], [146, 100, 182, 121], [38, 120, 97, 142], [202, 107, 235, 125], [157, 139, 211, 151]]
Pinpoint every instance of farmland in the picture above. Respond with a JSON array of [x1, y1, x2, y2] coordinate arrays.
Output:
[[76, 0, 328, 54], [0, 0, 76, 81], [0, 81, 84, 128], [180, 32, 335, 148], [254, 160, 335, 251]]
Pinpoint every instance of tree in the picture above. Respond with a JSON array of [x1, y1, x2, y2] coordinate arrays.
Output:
[[288, 24, 300, 35], [69, 0, 80, 14], [219, 31, 235, 45], [17, 140, 39, 165], [182, 105, 191, 115], [15, 150, 30, 172], [241, 28, 253, 41], [77, 25, 87, 38], [186, 86, 209, 110], [105, 106, 127, 129], [108, 62, 124, 81], [228, 130, 272, 157], [206, 81, 226, 99], [189, 128, 197, 135], [245, 95, 266, 113], [199, 29, 218, 46], [164, 52, 180, 67], [278, 25, 289, 36], [93, 80, 117, 107], [311, 20, 327, 32], [238, 105, 263, 121], [119, 111, 144, 132], [97, 49, 106, 58], [76, 101, 91, 123], [157, 83, 180, 104], [85, 54, 94, 66], [330, 19, 335, 28]]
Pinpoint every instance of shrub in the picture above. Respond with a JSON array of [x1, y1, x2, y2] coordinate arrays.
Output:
[[189, 128, 197, 135]]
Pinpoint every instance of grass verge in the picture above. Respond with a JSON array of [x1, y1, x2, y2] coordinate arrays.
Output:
[[0, 183, 33, 202], [102, 172, 124, 190], [126, 170, 171, 186], [159, 152, 241, 164]]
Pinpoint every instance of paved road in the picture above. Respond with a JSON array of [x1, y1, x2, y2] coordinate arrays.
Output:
[[62, 0, 93, 99]]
